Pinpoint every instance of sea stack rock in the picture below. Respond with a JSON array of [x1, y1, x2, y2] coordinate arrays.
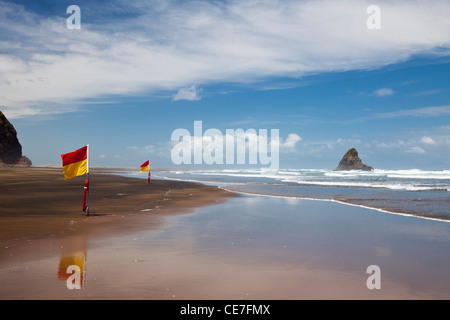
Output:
[[0, 111, 31, 167], [334, 148, 372, 171]]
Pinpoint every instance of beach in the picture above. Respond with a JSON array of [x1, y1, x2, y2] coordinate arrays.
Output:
[[2, 167, 450, 300], [0, 166, 235, 298], [0, 167, 234, 242]]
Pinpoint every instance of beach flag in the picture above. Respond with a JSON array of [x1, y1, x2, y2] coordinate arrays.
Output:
[[61, 145, 89, 180], [140, 160, 149, 172], [61, 145, 90, 214], [140, 160, 151, 183]]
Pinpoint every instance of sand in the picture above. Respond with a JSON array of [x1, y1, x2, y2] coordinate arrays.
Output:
[[0, 167, 235, 278], [2, 167, 450, 301], [0, 166, 234, 237]]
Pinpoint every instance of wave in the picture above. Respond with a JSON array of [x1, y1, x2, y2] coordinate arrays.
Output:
[[278, 179, 448, 191], [324, 169, 450, 180], [168, 168, 450, 179], [162, 168, 450, 192]]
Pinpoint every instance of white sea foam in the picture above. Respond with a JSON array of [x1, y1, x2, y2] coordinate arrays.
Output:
[[162, 168, 450, 192]]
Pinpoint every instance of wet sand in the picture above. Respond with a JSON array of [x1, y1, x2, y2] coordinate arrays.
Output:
[[2, 167, 450, 300], [0, 167, 235, 280]]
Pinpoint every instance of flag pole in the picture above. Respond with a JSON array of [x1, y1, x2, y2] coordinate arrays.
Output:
[[86, 144, 90, 215], [82, 144, 90, 216]]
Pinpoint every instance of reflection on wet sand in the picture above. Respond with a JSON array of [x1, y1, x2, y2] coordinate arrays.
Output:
[[4, 190, 450, 299], [57, 237, 87, 289]]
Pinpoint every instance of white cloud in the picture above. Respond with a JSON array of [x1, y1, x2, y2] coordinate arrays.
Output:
[[406, 146, 426, 154], [410, 89, 442, 97], [420, 136, 436, 145], [173, 85, 202, 101], [373, 88, 394, 97], [336, 137, 362, 145], [282, 133, 302, 149], [171, 130, 300, 158], [127, 144, 166, 158], [376, 105, 450, 119], [1, 0, 450, 117]]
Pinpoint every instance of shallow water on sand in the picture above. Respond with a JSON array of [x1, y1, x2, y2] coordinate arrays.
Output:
[[149, 169, 450, 220], [2, 194, 450, 299]]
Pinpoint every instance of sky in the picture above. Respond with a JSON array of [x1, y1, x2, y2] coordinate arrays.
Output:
[[1, 0, 450, 170]]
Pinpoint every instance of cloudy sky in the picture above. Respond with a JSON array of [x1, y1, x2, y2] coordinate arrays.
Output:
[[1, 0, 450, 169]]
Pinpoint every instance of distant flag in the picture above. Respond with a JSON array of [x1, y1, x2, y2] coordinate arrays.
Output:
[[140, 160, 151, 183], [61, 145, 89, 180], [140, 160, 149, 172], [61, 145, 90, 214]]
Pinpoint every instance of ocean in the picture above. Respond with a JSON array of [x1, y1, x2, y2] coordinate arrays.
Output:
[[135, 168, 450, 222]]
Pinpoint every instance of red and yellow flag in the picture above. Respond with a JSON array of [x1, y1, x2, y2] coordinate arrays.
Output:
[[140, 160, 150, 172], [61, 145, 88, 180]]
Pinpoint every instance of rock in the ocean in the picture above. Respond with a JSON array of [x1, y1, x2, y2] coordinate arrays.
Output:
[[334, 148, 372, 171], [0, 111, 32, 167]]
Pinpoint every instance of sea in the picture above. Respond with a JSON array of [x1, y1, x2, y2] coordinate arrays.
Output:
[[126, 168, 450, 222]]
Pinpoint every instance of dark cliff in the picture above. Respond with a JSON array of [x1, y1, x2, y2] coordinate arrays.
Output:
[[0, 111, 31, 166]]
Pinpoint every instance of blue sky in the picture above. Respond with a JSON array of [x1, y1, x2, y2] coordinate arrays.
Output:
[[1, 0, 450, 170]]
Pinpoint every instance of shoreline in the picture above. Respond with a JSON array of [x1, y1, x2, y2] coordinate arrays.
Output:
[[219, 186, 450, 224], [147, 168, 450, 223]]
